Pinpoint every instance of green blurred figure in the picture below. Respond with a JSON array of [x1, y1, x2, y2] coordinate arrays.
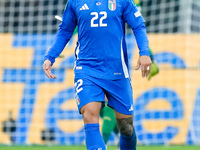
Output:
[[100, 102, 119, 145], [148, 48, 159, 80]]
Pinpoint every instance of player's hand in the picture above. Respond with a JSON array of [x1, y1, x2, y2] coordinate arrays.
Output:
[[43, 59, 57, 79], [135, 55, 152, 78]]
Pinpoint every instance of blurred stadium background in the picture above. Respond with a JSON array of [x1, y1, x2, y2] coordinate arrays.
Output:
[[0, 0, 200, 149]]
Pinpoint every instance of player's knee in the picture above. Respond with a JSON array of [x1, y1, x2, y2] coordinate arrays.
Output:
[[81, 102, 101, 124], [82, 111, 99, 123], [120, 124, 133, 137], [116, 117, 133, 137]]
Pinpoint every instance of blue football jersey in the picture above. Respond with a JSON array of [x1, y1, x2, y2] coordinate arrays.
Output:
[[44, 0, 150, 80]]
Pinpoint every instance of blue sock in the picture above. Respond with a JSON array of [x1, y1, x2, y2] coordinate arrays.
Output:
[[84, 123, 106, 150], [119, 128, 137, 150]]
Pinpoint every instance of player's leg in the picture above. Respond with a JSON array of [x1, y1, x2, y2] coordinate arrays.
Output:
[[81, 102, 101, 124], [74, 74, 106, 150], [81, 102, 106, 150], [114, 111, 137, 150], [105, 78, 136, 150]]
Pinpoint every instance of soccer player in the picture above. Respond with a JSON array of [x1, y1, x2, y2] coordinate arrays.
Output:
[[43, 0, 151, 149]]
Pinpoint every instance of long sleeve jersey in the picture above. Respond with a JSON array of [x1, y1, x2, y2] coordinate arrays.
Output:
[[44, 0, 150, 80]]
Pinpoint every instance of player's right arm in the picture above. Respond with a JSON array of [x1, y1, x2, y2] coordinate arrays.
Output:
[[43, 0, 77, 79]]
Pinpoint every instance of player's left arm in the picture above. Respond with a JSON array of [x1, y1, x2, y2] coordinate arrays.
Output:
[[123, 0, 151, 78]]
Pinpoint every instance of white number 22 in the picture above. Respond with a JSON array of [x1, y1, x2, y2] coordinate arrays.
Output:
[[91, 11, 107, 27]]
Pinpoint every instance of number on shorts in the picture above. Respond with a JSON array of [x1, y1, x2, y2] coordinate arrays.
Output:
[[75, 79, 83, 94]]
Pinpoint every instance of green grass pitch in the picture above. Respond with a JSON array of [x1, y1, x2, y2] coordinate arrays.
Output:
[[0, 145, 199, 150]]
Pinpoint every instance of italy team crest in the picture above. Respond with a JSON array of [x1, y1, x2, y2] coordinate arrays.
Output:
[[108, 0, 116, 11], [75, 95, 80, 105]]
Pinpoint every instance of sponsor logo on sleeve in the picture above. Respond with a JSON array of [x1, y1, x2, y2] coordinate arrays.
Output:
[[134, 11, 141, 17]]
